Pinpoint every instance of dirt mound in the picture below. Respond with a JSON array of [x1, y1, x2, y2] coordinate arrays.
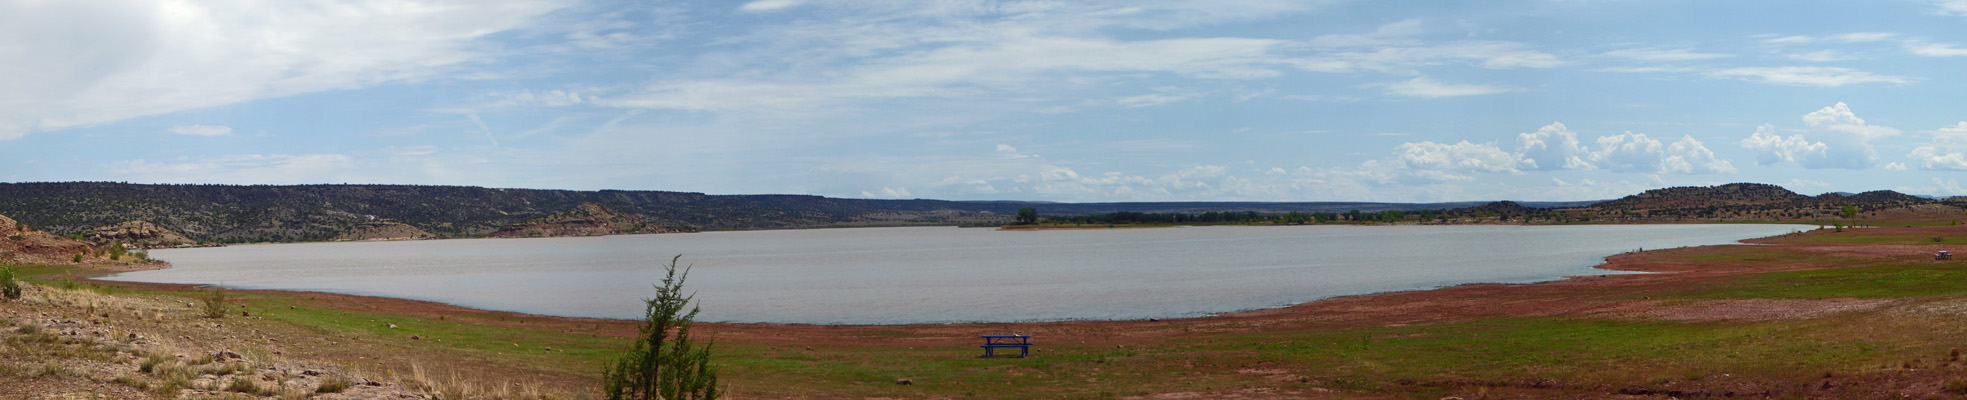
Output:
[[85, 220, 194, 248], [0, 213, 92, 263]]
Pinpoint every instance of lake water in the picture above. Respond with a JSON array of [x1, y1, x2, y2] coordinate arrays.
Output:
[[107, 224, 1802, 325]]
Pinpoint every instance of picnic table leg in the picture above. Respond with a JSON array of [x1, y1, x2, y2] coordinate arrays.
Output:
[[1020, 345, 1028, 358]]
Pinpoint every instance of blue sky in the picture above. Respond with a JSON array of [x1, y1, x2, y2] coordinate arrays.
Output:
[[5, 0, 1967, 202]]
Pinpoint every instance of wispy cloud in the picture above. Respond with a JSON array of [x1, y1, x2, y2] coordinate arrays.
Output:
[[738, 0, 804, 12], [1602, 48, 1731, 61], [0, 0, 568, 140], [1708, 67, 1912, 87], [167, 124, 232, 137], [1382, 77, 1512, 98]]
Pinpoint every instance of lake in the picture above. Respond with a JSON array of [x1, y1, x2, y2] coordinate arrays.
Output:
[[107, 224, 1803, 325]]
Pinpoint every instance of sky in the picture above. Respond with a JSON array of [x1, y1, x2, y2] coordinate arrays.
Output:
[[4, 0, 1967, 203]]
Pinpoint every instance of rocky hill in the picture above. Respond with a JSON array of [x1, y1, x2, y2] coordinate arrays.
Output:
[[0, 213, 92, 264], [1837, 190, 1930, 205], [85, 220, 194, 248], [1590, 183, 1814, 210], [489, 203, 655, 238], [332, 221, 437, 241]]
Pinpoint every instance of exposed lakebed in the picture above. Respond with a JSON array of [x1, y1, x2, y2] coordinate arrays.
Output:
[[108, 224, 1802, 324]]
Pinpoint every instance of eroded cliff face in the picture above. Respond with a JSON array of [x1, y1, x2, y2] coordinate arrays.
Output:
[[1, 213, 92, 263], [85, 221, 194, 248], [489, 202, 665, 238], [333, 221, 438, 241]]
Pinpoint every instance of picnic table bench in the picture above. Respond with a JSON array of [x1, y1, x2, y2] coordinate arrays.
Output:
[[980, 335, 1032, 358]]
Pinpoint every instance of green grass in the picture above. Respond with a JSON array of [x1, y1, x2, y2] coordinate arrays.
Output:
[[1676, 263, 1967, 299], [700, 316, 1924, 399], [1779, 233, 1952, 245]]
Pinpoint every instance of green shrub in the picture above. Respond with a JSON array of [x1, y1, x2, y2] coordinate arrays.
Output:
[[200, 287, 228, 319], [602, 255, 721, 400], [316, 375, 351, 393], [1947, 378, 1967, 394], [1, 266, 20, 300]]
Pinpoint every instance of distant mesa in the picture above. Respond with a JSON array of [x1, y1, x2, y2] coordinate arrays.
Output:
[[85, 220, 193, 248], [0, 213, 93, 264], [333, 221, 437, 241], [490, 202, 665, 238]]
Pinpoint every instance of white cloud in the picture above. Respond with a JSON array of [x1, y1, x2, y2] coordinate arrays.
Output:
[[1114, 88, 1207, 108], [1787, 50, 1854, 62], [860, 186, 913, 198], [1907, 42, 1967, 57], [1515, 122, 1592, 170], [0, 0, 568, 140], [1589, 132, 1672, 173], [1907, 122, 1967, 170], [1709, 67, 1912, 87], [110, 154, 355, 184], [738, 0, 804, 12], [1602, 48, 1731, 61], [1298, 40, 1563, 73], [1597, 66, 1695, 73], [1943, 0, 1967, 15], [1393, 141, 1528, 175], [1662, 135, 1737, 174], [1802, 102, 1901, 140], [1884, 162, 1910, 171], [1762, 35, 1813, 44], [1383, 77, 1512, 98], [1739, 103, 1896, 169], [1741, 124, 1831, 166], [1832, 32, 1898, 43], [167, 124, 232, 137]]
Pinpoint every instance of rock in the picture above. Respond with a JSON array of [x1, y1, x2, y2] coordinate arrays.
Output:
[[302, 370, 320, 376], [84, 220, 195, 248], [489, 203, 665, 238], [895, 378, 912, 385], [241, 311, 250, 317], [332, 221, 438, 241], [410, 335, 421, 340], [387, 324, 397, 329]]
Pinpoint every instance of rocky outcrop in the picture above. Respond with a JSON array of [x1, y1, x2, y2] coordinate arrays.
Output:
[[85, 220, 194, 248], [333, 221, 437, 241], [0, 213, 92, 264], [489, 203, 663, 238]]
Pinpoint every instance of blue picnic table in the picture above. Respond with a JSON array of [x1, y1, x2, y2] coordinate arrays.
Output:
[[980, 335, 1032, 358]]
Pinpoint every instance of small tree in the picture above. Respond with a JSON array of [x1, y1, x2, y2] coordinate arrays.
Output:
[[604, 255, 720, 400], [1842, 205, 1859, 220], [1015, 208, 1038, 225], [201, 287, 228, 319], [1, 266, 21, 300]]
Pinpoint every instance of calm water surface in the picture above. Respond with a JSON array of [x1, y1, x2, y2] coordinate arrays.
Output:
[[108, 224, 1801, 324]]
